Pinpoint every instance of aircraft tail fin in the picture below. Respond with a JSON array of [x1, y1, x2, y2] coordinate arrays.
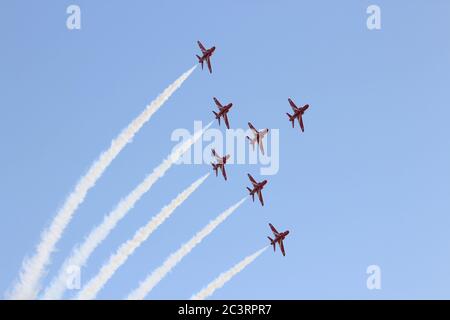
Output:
[[211, 163, 219, 176], [267, 237, 276, 251], [247, 136, 256, 150], [212, 111, 220, 125], [196, 55, 204, 69], [247, 187, 255, 201], [286, 113, 295, 127]]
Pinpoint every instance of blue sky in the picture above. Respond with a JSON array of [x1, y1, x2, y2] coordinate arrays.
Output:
[[1, 1, 450, 299]]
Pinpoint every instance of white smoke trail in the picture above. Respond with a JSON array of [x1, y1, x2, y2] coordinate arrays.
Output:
[[43, 122, 212, 300], [126, 197, 247, 300], [75, 173, 210, 300], [7, 66, 197, 300], [191, 246, 268, 300]]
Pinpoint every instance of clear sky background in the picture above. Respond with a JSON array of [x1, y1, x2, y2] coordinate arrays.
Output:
[[1, 1, 450, 299]]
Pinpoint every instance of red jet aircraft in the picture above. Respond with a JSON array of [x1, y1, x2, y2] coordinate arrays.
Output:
[[212, 97, 233, 129], [246, 173, 268, 206], [211, 149, 230, 181], [196, 41, 216, 73], [267, 223, 290, 256], [286, 98, 310, 132], [246, 122, 269, 155]]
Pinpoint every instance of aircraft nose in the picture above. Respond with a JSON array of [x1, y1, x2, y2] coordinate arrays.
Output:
[[286, 231, 290, 235]]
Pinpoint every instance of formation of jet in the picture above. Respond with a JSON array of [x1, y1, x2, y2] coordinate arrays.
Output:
[[286, 98, 310, 132], [246, 122, 269, 155], [268, 223, 290, 256], [212, 97, 233, 129], [195, 41, 294, 257], [246, 174, 268, 206], [196, 41, 215, 73], [211, 149, 230, 181]]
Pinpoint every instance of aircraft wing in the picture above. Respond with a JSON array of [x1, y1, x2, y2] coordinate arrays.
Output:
[[269, 223, 279, 235], [260, 129, 269, 139], [259, 139, 265, 155], [213, 97, 223, 109], [197, 41, 206, 53], [288, 98, 299, 112], [221, 165, 227, 181], [248, 122, 258, 135], [248, 173, 257, 185], [207, 57, 212, 73], [258, 190, 264, 206], [259, 129, 269, 155], [279, 239, 286, 256], [224, 113, 230, 129], [212, 149, 223, 162], [298, 115, 305, 132]]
